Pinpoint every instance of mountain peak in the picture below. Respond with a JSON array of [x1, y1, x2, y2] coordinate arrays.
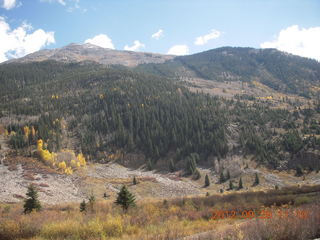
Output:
[[4, 43, 174, 67]]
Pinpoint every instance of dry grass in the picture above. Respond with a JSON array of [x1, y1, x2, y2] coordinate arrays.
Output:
[[0, 185, 319, 240]]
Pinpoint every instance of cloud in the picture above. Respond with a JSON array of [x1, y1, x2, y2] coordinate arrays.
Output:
[[40, 0, 82, 11], [167, 45, 189, 55], [261, 25, 320, 61], [84, 34, 115, 49], [194, 29, 221, 46], [151, 29, 164, 40], [124, 40, 145, 51], [2, 0, 18, 10], [40, 0, 66, 5], [57, 0, 66, 5], [0, 17, 55, 63]]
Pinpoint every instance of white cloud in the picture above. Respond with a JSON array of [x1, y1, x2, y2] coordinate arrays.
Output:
[[261, 25, 320, 61], [151, 29, 164, 40], [40, 0, 66, 5], [167, 45, 189, 55], [0, 17, 55, 63], [2, 0, 18, 10], [124, 40, 145, 51], [194, 29, 221, 46], [40, 0, 82, 11], [57, 0, 66, 5], [84, 34, 115, 49]]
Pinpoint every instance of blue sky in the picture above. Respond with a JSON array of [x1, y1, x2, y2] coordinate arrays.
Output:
[[0, 0, 320, 62]]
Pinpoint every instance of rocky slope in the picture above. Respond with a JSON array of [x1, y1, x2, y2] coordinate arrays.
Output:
[[4, 43, 174, 67]]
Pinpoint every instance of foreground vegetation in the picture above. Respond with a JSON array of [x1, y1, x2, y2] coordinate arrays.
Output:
[[0, 185, 319, 240]]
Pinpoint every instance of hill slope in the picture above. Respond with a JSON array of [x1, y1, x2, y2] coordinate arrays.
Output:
[[4, 43, 174, 67], [0, 59, 319, 172], [137, 47, 320, 97]]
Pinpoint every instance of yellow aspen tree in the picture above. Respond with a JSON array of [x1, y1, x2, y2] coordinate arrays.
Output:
[[37, 139, 43, 152], [65, 167, 73, 175], [4, 129, 9, 136], [31, 126, 36, 139], [70, 159, 77, 168], [58, 161, 67, 170], [23, 126, 30, 138], [77, 153, 86, 166]]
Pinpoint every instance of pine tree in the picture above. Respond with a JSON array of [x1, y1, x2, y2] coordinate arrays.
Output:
[[229, 180, 234, 190], [23, 184, 41, 214], [133, 176, 137, 185], [226, 170, 230, 180], [115, 185, 136, 212], [80, 200, 86, 212], [169, 159, 175, 172], [219, 171, 225, 183], [205, 174, 210, 187], [146, 158, 153, 171], [187, 155, 197, 175], [254, 173, 260, 186], [238, 177, 243, 189], [296, 165, 303, 176]]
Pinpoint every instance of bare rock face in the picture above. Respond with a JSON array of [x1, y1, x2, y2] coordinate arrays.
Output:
[[4, 43, 175, 67]]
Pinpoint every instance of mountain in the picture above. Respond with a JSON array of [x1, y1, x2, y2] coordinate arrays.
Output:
[[137, 47, 320, 97], [0, 45, 319, 173], [4, 44, 320, 97], [4, 43, 174, 67]]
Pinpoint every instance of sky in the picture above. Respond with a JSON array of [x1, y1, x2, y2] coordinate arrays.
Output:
[[0, 0, 320, 63]]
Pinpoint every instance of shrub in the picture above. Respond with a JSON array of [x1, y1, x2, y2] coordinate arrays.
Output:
[[40, 220, 81, 239], [102, 215, 123, 237], [0, 220, 20, 240]]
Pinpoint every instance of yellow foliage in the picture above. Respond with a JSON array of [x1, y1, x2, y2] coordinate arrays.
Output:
[[41, 220, 82, 239], [65, 167, 73, 175], [23, 126, 30, 137], [58, 161, 67, 170], [70, 159, 76, 167], [37, 139, 43, 152], [102, 215, 123, 237], [4, 129, 9, 136], [31, 126, 36, 138], [77, 153, 86, 166], [10, 131, 16, 136], [40, 218, 123, 240], [40, 149, 55, 163]]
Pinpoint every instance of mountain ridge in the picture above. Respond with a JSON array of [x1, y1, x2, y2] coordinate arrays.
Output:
[[3, 43, 175, 67]]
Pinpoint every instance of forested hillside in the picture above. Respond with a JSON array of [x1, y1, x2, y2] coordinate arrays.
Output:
[[1, 55, 320, 172], [137, 47, 320, 98]]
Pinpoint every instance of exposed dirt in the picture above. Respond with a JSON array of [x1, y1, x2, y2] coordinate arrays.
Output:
[[1, 134, 319, 205]]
